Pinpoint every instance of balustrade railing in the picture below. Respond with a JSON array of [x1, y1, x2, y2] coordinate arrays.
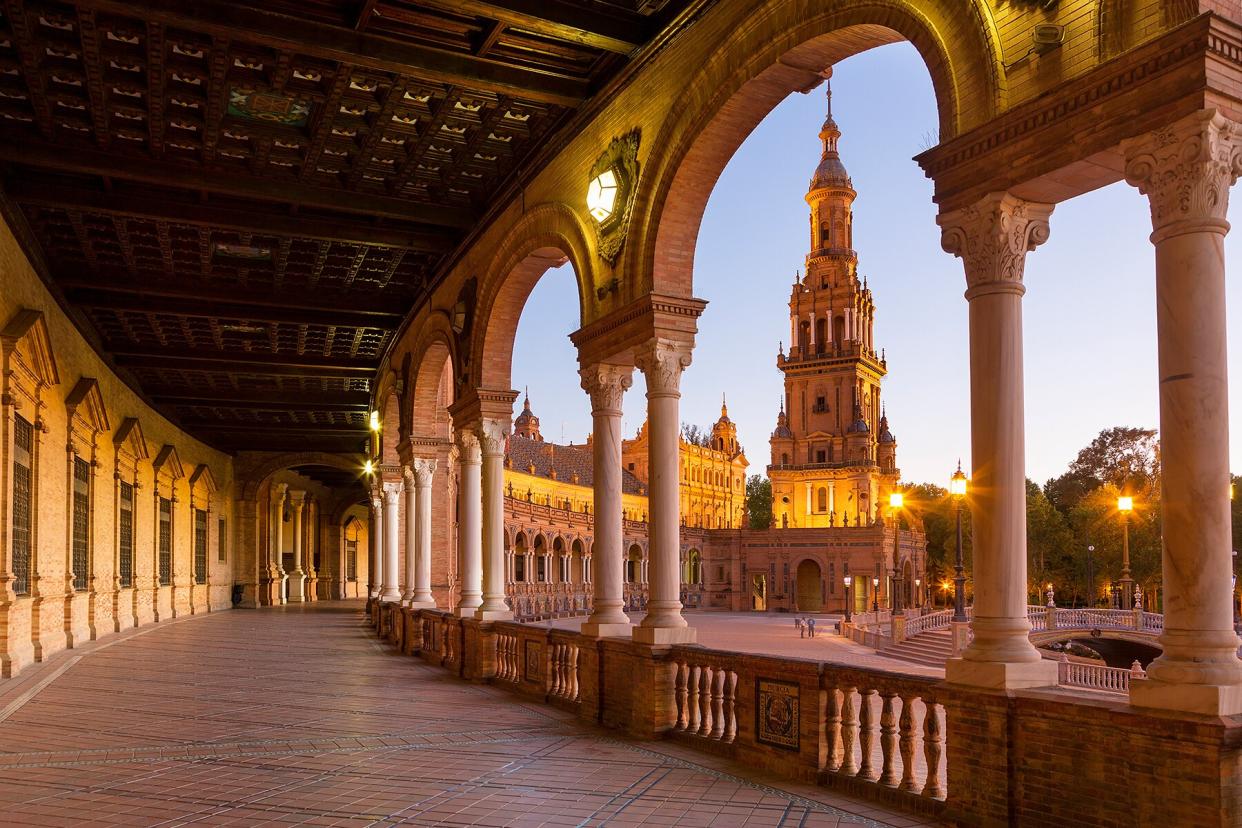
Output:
[[671, 653, 738, 744], [1057, 655, 1144, 694], [903, 609, 953, 638], [496, 631, 519, 682], [549, 640, 580, 702], [822, 669, 947, 805]]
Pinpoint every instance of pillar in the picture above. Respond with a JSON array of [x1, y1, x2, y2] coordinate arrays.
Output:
[[410, 458, 437, 608], [287, 490, 306, 602], [368, 491, 382, 600], [456, 431, 483, 613], [633, 339, 695, 644], [269, 482, 288, 605], [402, 465, 416, 606], [580, 363, 634, 637], [380, 481, 402, 603], [477, 418, 512, 621], [938, 191, 1057, 689], [1123, 110, 1242, 715]]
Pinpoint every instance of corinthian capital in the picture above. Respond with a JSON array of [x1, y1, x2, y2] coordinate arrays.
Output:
[[412, 457, 437, 486], [580, 363, 633, 413], [1123, 110, 1242, 239], [634, 338, 693, 397], [937, 192, 1053, 294], [477, 418, 508, 457], [455, 429, 481, 464]]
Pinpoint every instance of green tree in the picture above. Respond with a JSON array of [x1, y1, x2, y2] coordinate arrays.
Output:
[[1045, 426, 1159, 513], [902, 482, 972, 607], [745, 475, 772, 529], [1027, 479, 1072, 603]]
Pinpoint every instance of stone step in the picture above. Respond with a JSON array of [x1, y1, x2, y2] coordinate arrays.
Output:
[[879, 629, 955, 668]]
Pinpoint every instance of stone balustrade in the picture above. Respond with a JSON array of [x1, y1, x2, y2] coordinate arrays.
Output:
[[902, 609, 953, 638], [371, 602, 1242, 827], [1057, 655, 1145, 695]]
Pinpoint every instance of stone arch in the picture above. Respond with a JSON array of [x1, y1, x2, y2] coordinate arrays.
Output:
[[470, 202, 593, 391], [238, 452, 366, 501], [407, 310, 457, 438], [796, 557, 824, 612], [373, 371, 403, 466], [634, 1, 1003, 299]]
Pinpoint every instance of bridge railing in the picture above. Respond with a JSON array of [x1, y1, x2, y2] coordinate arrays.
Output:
[[903, 609, 954, 637], [1056, 655, 1146, 694]]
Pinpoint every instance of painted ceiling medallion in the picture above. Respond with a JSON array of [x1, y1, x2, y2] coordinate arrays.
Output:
[[227, 87, 312, 127], [587, 130, 640, 265]]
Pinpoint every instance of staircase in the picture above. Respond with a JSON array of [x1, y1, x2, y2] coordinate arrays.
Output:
[[879, 628, 954, 669]]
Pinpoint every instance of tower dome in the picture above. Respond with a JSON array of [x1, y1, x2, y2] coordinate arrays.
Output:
[[808, 80, 852, 192], [512, 389, 542, 441], [878, 409, 896, 444]]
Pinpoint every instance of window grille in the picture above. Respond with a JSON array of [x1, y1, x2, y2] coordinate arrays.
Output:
[[119, 481, 134, 588], [193, 508, 207, 585], [158, 497, 172, 586], [72, 457, 90, 591], [217, 517, 226, 563], [11, 416, 32, 595], [345, 538, 357, 581]]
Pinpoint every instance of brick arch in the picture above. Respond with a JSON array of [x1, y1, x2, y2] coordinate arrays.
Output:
[[373, 369, 404, 466], [632, 1, 1002, 299], [408, 310, 457, 438], [470, 202, 593, 391], [238, 452, 367, 501]]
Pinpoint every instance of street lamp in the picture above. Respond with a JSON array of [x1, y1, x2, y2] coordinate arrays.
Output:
[[871, 576, 880, 613], [843, 573, 853, 623], [889, 491, 904, 612], [914, 577, 922, 609], [949, 461, 968, 622], [1087, 544, 1095, 607], [1117, 496, 1134, 610]]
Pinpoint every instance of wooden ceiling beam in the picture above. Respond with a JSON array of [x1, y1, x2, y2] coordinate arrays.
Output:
[[58, 278, 406, 317], [68, 285, 404, 329], [207, 433, 368, 453], [70, 0, 588, 107], [149, 388, 371, 409], [7, 178, 456, 253], [177, 420, 366, 434], [111, 349, 377, 376], [401, 1, 643, 54], [0, 141, 475, 228]]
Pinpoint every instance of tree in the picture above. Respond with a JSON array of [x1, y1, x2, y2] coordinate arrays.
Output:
[[1027, 479, 1072, 602], [681, 423, 711, 447], [1046, 426, 1159, 513], [745, 475, 773, 529]]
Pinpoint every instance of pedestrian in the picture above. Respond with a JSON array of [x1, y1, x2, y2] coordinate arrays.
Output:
[[795, 616, 804, 638], [807, 617, 816, 638]]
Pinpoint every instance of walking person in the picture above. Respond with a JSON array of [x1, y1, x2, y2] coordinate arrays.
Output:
[[795, 616, 804, 638], [807, 617, 816, 638]]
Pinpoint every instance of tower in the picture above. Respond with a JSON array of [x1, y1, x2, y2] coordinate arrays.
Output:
[[768, 80, 899, 529]]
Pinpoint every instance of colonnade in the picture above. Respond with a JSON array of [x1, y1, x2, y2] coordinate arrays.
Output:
[[264, 483, 321, 604]]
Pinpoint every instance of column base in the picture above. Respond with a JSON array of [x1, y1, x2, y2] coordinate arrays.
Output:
[[409, 600, 437, 609], [475, 608, 513, 622], [1129, 677, 1242, 716], [581, 621, 632, 638], [632, 625, 696, 645], [944, 657, 1057, 690], [379, 590, 402, 603]]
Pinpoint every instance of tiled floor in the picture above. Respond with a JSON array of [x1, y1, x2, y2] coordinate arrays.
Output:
[[0, 602, 940, 827]]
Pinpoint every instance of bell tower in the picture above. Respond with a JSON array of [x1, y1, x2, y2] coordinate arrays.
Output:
[[768, 80, 899, 529]]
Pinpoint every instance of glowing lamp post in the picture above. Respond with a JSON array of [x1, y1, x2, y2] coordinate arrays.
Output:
[[871, 576, 880, 613], [889, 491, 904, 612], [949, 461, 968, 622], [1117, 495, 1134, 610], [843, 573, 853, 623]]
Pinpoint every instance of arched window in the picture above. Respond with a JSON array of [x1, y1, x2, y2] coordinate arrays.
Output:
[[815, 318, 827, 353], [833, 315, 845, 345]]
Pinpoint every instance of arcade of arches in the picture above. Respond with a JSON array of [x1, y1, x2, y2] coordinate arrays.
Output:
[[2, 1, 1242, 826]]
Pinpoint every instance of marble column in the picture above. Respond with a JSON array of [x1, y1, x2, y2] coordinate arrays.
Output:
[[270, 483, 288, 605], [1123, 110, 1242, 715], [456, 431, 483, 613], [410, 458, 437, 608], [303, 498, 318, 601], [380, 481, 402, 603], [477, 418, 512, 620], [401, 465, 417, 606], [287, 490, 306, 602], [368, 491, 382, 600], [633, 339, 696, 644], [938, 191, 1057, 689], [580, 363, 634, 638]]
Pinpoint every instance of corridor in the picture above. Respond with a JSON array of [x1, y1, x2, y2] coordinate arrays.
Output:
[[0, 603, 926, 827]]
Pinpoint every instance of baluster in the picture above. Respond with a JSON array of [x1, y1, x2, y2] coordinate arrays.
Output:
[[839, 686, 859, 776], [569, 647, 579, 701], [858, 688, 876, 781], [922, 703, 945, 800], [687, 664, 702, 733], [675, 662, 689, 730], [710, 667, 725, 740], [879, 691, 899, 786], [898, 694, 919, 793], [697, 666, 713, 737], [824, 684, 842, 772], [724, 672, 737, 743]]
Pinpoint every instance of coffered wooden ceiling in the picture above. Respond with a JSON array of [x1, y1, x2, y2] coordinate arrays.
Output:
[[0, 0, 693, 453]]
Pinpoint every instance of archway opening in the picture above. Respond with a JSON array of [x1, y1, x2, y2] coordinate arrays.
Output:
[[796, 559, 824, 612]]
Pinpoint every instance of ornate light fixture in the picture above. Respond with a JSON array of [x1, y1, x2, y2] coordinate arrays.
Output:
[[586, 130, 640, 265], [369, 410, 380, 431]]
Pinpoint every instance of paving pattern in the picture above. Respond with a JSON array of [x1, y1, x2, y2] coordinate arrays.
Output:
[[0, 602, 939, 827]]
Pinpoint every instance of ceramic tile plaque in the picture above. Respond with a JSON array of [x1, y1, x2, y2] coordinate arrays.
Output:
[[755, 677, 800, 750], [524, 639, 543, 683]]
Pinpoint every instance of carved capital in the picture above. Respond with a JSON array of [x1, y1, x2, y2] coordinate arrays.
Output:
[[287, 489, 306, 510], [579, 362, 633, 413], [272, 482, 289, 504], [455, 429, 481, 465], [1123, 110, 1242, 240], [937, 192, 1053, 295], [412, 457, 437, 487], [382, 480, 403, 502], [477, 417, 508, 457], [634, 338, 692, 396], [370, 494, 383, 511]]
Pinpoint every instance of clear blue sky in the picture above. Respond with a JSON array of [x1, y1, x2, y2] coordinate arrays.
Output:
[[512, 43, 1242, 488]]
